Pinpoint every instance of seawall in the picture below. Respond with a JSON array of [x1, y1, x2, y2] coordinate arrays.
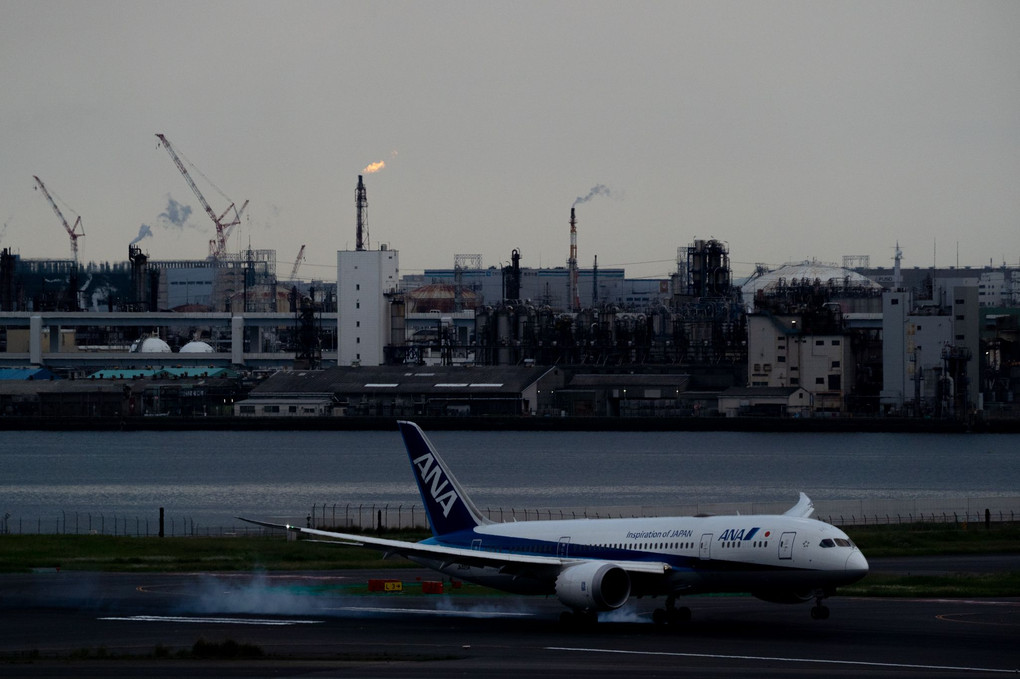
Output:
[[1, 415, 1017, 433]]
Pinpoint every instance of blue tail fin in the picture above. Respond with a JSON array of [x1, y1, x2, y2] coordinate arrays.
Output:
[[398, 420, 489, 537]]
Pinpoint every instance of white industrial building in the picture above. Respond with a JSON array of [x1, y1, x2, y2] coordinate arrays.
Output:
[[880, 286, 980, 416], [746, 314, 854, 413], [336, 246, 399, 366]]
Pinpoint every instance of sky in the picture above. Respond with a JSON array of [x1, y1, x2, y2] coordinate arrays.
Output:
[[1, 1, 1017, 282]]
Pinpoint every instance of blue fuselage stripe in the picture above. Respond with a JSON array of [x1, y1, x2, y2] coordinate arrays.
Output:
[[431, 530, 795, 573]]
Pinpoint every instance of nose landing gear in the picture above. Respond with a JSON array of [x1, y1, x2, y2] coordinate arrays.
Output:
[[811, 591, 830, 620]]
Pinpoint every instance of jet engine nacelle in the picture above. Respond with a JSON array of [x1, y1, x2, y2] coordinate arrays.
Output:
[[554, 562, 631, 611], [752, 590, 814, 604]]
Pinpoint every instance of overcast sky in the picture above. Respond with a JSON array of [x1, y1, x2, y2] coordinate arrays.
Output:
[[2, 1, 1017, 281]]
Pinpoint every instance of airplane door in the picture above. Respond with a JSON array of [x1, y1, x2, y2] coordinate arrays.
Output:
[[699, 533, 713, 560], [471, 539, 482, 551], [779, 532, 796, 560], [557, 537, 570, 558]]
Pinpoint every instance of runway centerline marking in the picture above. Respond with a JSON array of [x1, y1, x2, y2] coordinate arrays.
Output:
[[100, 615, 322, 626], [328, 606, 535, 618], [547, 646, 1016, 674]]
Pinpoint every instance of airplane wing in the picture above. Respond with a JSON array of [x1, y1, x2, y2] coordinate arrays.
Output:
[[238, 517, 670, 576], [783, 492, 815, 518]]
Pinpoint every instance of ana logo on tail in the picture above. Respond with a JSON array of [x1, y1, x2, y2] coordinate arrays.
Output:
[[413, 452, 459, 518]]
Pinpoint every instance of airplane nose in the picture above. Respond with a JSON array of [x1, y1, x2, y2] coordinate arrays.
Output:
[[845, 550, 869, 580]]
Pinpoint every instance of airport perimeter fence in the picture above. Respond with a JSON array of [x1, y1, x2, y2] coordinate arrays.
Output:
[[3, 497, 1019, 536]]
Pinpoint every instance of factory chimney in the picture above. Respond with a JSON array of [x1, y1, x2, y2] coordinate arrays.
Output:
[[893, 241, 903, 291], [129, 244, 149, 311], [568, 207, 580, 312], [356, 175, 368, 251], [0, 247, 15, 311], [502, 248, 522, 301]]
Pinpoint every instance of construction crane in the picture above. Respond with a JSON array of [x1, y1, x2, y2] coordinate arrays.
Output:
[[155, 133, 248, 259], [289, 244, 306, 280], [33, 175, 85, 264]]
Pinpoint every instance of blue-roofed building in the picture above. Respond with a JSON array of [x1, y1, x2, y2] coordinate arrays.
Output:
[[88, 369, 169, 380], [0, 367, 57, 381], [87, 367, 238, 380]]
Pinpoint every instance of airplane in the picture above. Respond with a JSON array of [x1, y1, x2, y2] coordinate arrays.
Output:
[[243, 420, 869, 625]]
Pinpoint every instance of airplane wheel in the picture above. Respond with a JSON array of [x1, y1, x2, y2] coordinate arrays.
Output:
[[670, 607, 692, 623], [654, 606, 691, 625], [560, 610, 598, 628], [810, 605, 830, 620]]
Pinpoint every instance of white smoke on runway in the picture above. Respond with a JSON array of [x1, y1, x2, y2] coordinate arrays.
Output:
[[177, 572, 548, 621], [183, 572, 330, 616], [598, 604, 650, 624], [431, 594, 538, 619]]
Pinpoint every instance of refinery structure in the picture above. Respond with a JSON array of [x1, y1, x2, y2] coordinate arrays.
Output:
[[2, 153, 1020, 423]]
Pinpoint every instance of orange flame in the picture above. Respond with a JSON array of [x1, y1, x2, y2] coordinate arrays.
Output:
[[362, 161, 386, 174]]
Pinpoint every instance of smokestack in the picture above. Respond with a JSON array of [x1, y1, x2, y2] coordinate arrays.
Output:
[[568, 207, 579, 312], [356, 175, 368, 251], [502, 248, 522, 301], [129, 244, 149, 311]]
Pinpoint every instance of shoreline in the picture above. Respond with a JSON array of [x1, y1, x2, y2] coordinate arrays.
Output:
[[1, 415, 1018, 433]]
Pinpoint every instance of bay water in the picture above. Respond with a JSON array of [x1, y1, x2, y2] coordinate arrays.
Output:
[[2, 429, 1017, 531]]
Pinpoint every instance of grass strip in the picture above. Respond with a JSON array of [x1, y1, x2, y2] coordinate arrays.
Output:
[[2, 523, 1017, 598]]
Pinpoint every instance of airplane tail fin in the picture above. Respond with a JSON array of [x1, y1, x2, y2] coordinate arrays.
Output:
[[398, 421, 490, 537]]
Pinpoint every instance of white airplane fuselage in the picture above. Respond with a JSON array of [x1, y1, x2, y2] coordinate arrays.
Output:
[[412, 513, 867, 600]]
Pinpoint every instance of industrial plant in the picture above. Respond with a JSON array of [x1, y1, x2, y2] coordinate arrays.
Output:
[[2, 141, 1019, 424]]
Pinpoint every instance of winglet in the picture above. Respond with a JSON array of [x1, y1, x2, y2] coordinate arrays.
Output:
[[783, 492, 815, 518], [398, 421, 491, 537]]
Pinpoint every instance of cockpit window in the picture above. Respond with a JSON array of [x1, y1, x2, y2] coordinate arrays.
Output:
[[834, 538, 852, 547], [819, 539, 835, 548]]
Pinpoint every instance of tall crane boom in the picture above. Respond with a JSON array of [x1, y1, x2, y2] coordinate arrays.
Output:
[[290, 244, 306, 280], [155, 133, 247, 259], [33, 175, 85, 264]]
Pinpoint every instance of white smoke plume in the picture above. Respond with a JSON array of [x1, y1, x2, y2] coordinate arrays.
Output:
[[129, 224, 153, 245], [573, 184, 615, 208], [158, 196, 194, 229]]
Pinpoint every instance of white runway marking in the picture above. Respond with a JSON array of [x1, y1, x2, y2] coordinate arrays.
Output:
[[100, 615, 322, 626], [329, 606, 535, 618], [547, 646, 1016, 674]]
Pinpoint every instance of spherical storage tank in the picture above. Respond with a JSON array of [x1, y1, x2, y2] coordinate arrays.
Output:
[[129, 337, 172, 353], [179, 341, 215, 353], [741, 261, 882, 304]]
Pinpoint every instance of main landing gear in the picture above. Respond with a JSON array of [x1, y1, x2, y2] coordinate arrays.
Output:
[[560, 609, 599, 627], [652, 595, 691, 625]]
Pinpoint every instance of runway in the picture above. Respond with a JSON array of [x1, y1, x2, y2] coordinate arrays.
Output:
[[1, 565, 1017, 678]]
